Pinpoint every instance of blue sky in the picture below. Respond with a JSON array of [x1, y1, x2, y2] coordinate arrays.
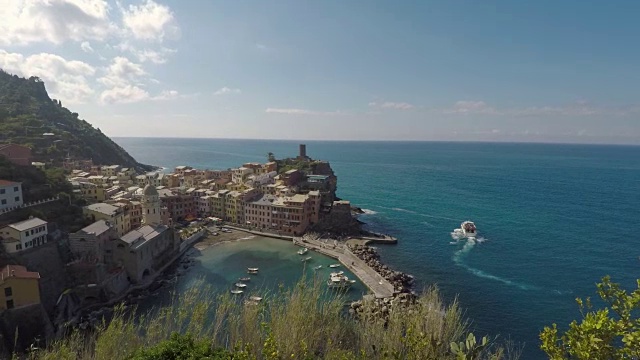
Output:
[[1, 0, 639, 143]]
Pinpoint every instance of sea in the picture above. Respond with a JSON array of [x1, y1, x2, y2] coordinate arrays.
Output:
[[113, 138, 640, 359]]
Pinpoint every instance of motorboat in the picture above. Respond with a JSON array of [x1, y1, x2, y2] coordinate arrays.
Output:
[[301, 256, 312, 262], [330, 271, 344, 277], [238, 277, 251, 282], [329, 264, 341, 268], [235, 283, 247, 288], [451, 221, 477, 240], [297, 247, 309, 255], [231, 289, 244, 295], [313, 265, 323, 270], [247, 267, 259, 274], [327, 274, 355, 289]]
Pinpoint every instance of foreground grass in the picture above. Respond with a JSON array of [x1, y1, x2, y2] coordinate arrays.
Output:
[[29, 280, 520, 359]]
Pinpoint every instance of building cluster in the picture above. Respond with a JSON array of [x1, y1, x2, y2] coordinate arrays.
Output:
[[67, 144, 340, 237]]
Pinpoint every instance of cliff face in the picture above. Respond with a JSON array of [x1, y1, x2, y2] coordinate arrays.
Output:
[[0, 70, 153, 171]]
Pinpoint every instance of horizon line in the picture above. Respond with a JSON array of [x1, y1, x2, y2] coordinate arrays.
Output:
[[110, 136, 640, 147]]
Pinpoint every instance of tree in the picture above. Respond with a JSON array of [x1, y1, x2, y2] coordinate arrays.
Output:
[[267, 152, 276, 162], [540, 276, 640, 359]]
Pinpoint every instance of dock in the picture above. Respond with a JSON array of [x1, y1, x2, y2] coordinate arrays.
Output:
[[222, 225, 395, 298]]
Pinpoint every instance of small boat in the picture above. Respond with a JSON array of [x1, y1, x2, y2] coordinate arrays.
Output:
[[231, 289, 244, 294], [297, 247, 309, 255], [238, 277, 251, 282], [247, 268, 259, 274], [330, 271, 344, 277], [249, 296, 263, 302], [235, 283, 247, 288], [313, 265, 323, 270], [451, 221, 477, 240], [327, 276, 354, 289], [247, 268, 259, 271], [301, 256, 312, 262], [329, 264, 341, 268]]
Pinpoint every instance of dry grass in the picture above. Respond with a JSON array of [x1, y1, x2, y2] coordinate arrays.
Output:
[[28, 280, 518, 360]]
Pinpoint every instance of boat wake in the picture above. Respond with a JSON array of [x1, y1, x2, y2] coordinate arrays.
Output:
[[387, 207, 461, 222], [452, 239, 538, 291]]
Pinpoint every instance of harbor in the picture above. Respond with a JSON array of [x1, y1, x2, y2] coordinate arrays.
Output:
[[221, 225, 398, 299]]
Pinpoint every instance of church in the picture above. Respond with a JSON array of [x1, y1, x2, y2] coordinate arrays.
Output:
[[112, 184, 178, 284]]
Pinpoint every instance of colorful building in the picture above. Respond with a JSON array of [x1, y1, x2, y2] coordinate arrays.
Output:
[[0, 265, 40, 310]]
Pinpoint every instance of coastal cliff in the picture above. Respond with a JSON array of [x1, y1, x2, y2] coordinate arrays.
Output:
[[0, 70, 153, 171]]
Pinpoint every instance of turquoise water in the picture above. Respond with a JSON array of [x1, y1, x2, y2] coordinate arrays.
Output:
[[115, 138, 640, 359], [136, 235, 368, 313]]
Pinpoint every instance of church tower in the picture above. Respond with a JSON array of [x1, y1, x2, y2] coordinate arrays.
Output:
[[142, 184, 161, 226]]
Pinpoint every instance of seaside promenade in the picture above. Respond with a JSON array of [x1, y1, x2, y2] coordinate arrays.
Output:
[[223, 225, 395, 298]]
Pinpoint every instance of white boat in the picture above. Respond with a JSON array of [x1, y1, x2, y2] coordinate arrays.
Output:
[[297, 247, 309, 255], [313, 265, 323, 270], [238, 277, 251, 282], [301, 256, 312, 262], [235, 283, 247, 288], [327, 275, 354, 289], [330, 271, 344, 277], [247, 267, 259, 274], [231, 289, 244, 294], [329, 264, 341, 268], [249, 296, 263, 302], [451, 221, 477, 240]]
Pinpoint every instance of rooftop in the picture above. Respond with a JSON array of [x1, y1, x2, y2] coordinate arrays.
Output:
[[249, 194, 278, 206], [79, 220, 112, 236], [5, 217, 47, 232], [121, 225, 168, 250], [86, 203, 120, 216], [0, 180, 20, 187], [0, 265, 40, 281]]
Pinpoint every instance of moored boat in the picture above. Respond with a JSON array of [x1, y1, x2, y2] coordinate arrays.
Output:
[[313, 265, 323, 270], [451, 221, 477, 240], [302, 256, 312, 262], [239, 277, 251, 282], [235, 283, 247, 288], [247, 267, 259, 274], [297, 247, 309, 255], [231, 289, 244, 295], [329, 264, 341, 268]]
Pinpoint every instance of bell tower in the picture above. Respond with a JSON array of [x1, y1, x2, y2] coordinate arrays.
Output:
[[142, 184, 161, 226]]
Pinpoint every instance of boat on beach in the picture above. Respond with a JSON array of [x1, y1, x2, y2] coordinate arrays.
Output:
[[329, 264, 341, 268], [297, 247, 309, 255], [451, 221, 477, 240]]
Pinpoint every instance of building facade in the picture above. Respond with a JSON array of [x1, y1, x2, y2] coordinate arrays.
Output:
[[0, 180, 23, 210], [68, 220, 116, 263], [0, 265, 40, 310], [0, 144, 32, 166], [0, 217, 48, 253]]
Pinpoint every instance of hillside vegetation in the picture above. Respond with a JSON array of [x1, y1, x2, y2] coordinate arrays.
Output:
[[0, 70, 153, 171]]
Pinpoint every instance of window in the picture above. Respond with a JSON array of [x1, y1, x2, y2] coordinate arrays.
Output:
[[4, 287, 12, 297], [13, 187, 18, 192], [6, 300, 14, 309], [1, 200, 5, 205], [16, 244, 21, 250], [0, 189, 4, 194]]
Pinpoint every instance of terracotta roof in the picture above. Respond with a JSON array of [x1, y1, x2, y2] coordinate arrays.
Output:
[[0, 265, 40, 280], [0, 180, 20, 187]]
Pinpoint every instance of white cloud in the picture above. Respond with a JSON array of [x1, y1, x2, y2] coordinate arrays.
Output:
[[0, 50, 95, 103], [120, 0, 179, 42], [134, 47, 176, 63], [100, 84, 149, 104], [0, 0, 116, 45], [265, 108, 341, 116], [440, 100, 611, 117], [98, 56, 146, 87], [369, 101, 414, 110], [80, 41, 94, 53], [214, 87, 241, 95]]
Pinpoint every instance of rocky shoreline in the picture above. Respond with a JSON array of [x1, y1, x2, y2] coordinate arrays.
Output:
[[348, 244, 414, 294]]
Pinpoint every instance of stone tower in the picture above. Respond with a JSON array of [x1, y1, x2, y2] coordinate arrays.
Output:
[[142, 184, 161, 226]]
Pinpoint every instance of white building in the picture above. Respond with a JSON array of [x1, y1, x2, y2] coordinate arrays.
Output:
[[0, 217, 48, 253], [0, 180, 24, 210]]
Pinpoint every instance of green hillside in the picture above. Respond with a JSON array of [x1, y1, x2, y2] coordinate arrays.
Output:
[[0, 70, 154, 172]]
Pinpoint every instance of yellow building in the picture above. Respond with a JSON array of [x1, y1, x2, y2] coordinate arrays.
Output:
[[83, 203, 127, 236], [0, 265, 41, 310]]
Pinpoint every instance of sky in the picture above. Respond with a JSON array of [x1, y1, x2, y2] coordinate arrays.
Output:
[[1, 0, 639, 144]]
